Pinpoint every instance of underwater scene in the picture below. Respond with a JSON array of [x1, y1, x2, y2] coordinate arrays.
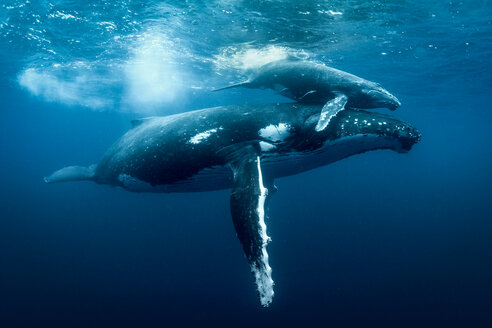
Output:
[[1, 0, 491, 327]]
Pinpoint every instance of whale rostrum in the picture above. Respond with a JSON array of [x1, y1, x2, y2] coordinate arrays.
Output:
[[45, 103, 420, 306]]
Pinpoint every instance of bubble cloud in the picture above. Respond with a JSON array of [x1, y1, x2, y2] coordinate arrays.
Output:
[[123, 32, 184, 113], [17, 30, 189, 114], [18, 67, 113, 110]]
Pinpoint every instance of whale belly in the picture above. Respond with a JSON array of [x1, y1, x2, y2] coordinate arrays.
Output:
[[263, 134, 401, 179], [116, 165, 233, 193], [114, 134, 401, 193]]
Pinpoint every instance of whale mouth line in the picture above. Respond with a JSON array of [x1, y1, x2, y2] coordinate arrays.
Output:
[[366, 89, 401, 110], [332, 109, 421, 152]]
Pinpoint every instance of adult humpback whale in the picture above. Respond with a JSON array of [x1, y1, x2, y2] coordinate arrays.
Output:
[[45, 103, 419, 306], [215, 59, 401, 131]]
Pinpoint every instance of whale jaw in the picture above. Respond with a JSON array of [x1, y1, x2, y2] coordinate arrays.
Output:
[[363, 87, 401, 111]]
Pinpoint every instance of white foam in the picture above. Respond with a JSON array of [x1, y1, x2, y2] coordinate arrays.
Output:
[[213, 45, 308, 72], [328, 10, 343, 16], [49, 11, 79, 20]]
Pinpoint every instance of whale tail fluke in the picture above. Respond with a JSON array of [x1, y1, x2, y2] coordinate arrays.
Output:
[[212, 81, 251, 92], [44, 164, 96, 184]]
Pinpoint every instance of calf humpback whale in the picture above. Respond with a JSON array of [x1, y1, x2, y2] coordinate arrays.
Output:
[[214, 59, 401, 132], [45, 103, 420, 306]]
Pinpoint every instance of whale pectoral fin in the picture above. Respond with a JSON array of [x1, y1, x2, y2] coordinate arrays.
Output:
[[227, 145, 274, 307], [315, 94, 348, 132]]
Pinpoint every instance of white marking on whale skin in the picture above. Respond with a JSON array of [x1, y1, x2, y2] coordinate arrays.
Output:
[[188, 128, 218, 144], [253, 156, 274, 307], [259, 141, 277, 152], [259, 123, 290, 142]]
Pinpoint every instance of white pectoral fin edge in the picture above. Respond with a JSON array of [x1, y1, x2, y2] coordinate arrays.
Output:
[[252, 156, 274, 307], [315, 94, 348, 132], [229, 150, 274, 307]]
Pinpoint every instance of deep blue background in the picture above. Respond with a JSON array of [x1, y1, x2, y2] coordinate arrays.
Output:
[[1, 1, 492, 327]]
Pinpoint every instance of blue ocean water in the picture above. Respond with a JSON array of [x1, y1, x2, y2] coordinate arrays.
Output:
[[1, 0, 492, 327]]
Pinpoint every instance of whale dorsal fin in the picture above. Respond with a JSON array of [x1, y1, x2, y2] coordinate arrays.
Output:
[[131, 117, 156, 128], [315, 94, 348, 132], [224, 143, 275, 307]]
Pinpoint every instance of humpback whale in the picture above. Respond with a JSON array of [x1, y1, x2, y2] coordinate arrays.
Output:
[[214, 59, 401, 131], [45, 103, 419, 306]]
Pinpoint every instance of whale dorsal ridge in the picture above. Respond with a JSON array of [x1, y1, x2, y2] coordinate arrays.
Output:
[[131, 117, 156, 128]]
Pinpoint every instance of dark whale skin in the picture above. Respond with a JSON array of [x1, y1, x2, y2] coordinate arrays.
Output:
[[92, 103, 419, 192]]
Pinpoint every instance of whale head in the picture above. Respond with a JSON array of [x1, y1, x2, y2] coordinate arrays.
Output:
[[328, 110, 420, 153], [349, 83, 401, 111]]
